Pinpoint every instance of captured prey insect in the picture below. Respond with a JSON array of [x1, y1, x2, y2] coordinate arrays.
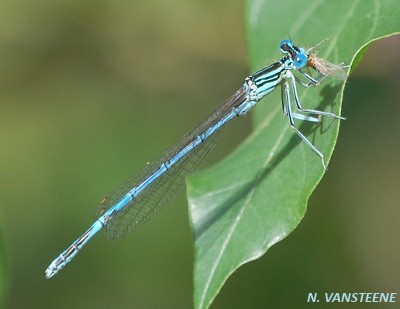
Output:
[[306, 38, 348, 80], [45, 39, 347, 278]]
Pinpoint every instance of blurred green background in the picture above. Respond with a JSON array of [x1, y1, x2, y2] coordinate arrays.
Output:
[[0, 1, 399, 308]]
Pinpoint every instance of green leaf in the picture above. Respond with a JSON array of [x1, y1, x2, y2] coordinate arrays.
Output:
[[187, 0, 400, 308]]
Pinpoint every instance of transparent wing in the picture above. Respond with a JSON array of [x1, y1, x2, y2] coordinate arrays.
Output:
[[96, 89, 246, 239]]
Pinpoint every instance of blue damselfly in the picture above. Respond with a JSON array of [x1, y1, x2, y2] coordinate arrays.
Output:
[[45, 39, 346, 278]]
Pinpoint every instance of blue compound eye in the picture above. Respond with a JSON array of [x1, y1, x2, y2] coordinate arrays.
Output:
[[293, 53, 308, 69], [279, 39, 292, 53]]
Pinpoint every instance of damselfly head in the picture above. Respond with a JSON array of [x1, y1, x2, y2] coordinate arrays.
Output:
[[280, 39, 308, 70]]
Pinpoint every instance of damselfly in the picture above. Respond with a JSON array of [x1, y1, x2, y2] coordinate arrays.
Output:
[[45, 39, 347, 278]]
